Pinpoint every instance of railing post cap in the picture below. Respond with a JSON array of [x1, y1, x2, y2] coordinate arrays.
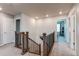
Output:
[[26, 32, 29, 33], [42, 33, 46, 36]]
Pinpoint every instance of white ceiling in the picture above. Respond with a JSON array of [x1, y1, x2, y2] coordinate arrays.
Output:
[[0, 3, 73, 18]]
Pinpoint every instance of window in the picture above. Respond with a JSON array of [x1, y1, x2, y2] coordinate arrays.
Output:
[[57, 24, 60, 32]]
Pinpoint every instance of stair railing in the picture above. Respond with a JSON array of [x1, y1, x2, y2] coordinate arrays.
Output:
[[40, 32, 55, 56], [15, 32, 41, 55]]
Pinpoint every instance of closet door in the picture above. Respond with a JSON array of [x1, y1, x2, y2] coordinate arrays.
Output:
[[0, 22, 1, 44], [0, 20, 2, 45]]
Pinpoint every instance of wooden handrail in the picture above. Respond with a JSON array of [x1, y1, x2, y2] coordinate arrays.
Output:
[[28, 38, 39, 46], [28, 37, 41, 55]]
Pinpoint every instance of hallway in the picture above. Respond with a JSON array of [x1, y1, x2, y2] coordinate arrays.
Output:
[[0, 3, 78, 56], [49, 42, 75, 56], [57, 36, 66, 43]]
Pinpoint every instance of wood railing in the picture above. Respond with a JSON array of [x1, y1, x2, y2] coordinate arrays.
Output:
[[15, 32, 28, 55], [40, 32, 55, 56], [15, 32, 41, 55], [28, 38, 41, 55]]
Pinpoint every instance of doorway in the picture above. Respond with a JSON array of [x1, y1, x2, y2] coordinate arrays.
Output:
[[16, 19, 20, 32], [16, 19, 21, 45], [57, 20, 66, 43]]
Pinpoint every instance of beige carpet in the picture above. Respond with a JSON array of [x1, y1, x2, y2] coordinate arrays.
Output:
[[49, 42, 76, 56], [0, 43, 39, 56], [0, 42, 76, 56]]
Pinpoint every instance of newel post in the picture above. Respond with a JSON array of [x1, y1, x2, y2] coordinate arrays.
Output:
[[40, 33, 47, 56], [39, 44, 41, 55], [26, 32, 29, 52], [21, 32, 25, 55]]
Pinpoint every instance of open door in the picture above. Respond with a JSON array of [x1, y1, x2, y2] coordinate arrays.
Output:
[[15, 19, 21, 46]]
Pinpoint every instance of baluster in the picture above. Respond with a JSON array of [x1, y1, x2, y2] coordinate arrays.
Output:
[[21, 32, 25, 55], [39, 44, 41, 55]]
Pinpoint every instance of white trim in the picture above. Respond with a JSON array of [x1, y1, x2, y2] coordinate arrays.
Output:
[[0, 42, 15, 47]]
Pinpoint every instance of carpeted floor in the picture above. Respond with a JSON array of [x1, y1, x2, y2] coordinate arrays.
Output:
[[0, 43, 39, 56], [49, 42, 76, 56], [0, 42, 76, 56]]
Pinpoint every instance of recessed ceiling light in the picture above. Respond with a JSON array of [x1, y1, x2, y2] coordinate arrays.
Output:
[[46, 14, 48, 17], [59, 11, 62, 15], [0, 7, 2, 11], [35, 16, 39, 19]]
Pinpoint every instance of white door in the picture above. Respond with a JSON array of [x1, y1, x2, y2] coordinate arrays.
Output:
[[73, 15, 76, 50], [3, 17, 15, 44], [0, 20, 3, 45], [70, 15, 76, 50], [0, 20, 1, 44]]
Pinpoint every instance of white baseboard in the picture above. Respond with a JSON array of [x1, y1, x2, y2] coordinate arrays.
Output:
[[0, 42, 15, 47]]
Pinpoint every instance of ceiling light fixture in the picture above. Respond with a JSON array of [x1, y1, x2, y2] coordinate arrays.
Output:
[[59, 11, 62, 15], [35, 16, 39, 19], [0, 7, 2, 11], [46, 14, 48, 17]]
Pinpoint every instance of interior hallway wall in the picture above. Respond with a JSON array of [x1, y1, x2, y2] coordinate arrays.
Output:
[[68, 5, 76, 54], [76, 4, 79, 55], [14, 13, 37, 43]]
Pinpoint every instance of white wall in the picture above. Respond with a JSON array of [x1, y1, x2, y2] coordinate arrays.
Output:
[[14, 13, 69, 43], [14, 13, 37, 42], [21, 14, 37, 41], [76, 4, 79, 55], [0, 12, 14, 45], [68, 5, 76, 53]]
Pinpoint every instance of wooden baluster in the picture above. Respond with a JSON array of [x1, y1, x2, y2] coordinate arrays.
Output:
[[39, 44, 41, 55], [15, 32, 17, 47], [21, 32, 25, 55], [42, 33, 47, 56], [15, 32, 20, 48], [26, 32, 29, 52]]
